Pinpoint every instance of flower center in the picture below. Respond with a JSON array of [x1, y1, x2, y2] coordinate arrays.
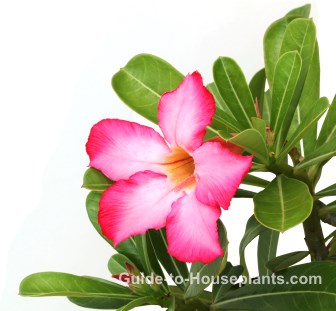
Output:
[[163, 147, 196, 190]]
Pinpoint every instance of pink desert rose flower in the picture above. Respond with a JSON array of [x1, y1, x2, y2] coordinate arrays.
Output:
[[86, 71, 253, 264]]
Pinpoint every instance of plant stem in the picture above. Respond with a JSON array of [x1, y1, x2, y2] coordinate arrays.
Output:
[[303, 201, 328, 261]]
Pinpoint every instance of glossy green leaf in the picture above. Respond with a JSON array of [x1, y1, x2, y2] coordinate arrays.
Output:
[[262, 90, 271, 125], [278, 97, 329, 159], [83, 168, 113, 191], [86, 192, 113, 246], [318, 203, 336, 218], [207, 82, 236, 119], [149, 229, 189, 290], [133, 234, 169, 293], [239, 215, 266, 278], [212, 262, 243, 303], [86, 192, 143, 270], [270, 51, 302, 154], [116, 296, 157, 311], [317, 95, 336, 148], [279, 18, 317, 152], [295, 44, 320, 155], [108, 254, 136, 275], [257, 229, 280, 276], [234, 189, 256, 198], [249, 68, 266, 114], [167, 296, 175, 310], [325, 230, 336, 242], [112, 53, 183, 123], [211, 109, 243, 134], [266, 251, 309, 272], [263, 16, 295, 88], [319, 201, 336, 227], [184, 221, 228, 299], [242, 174, 269, 188], [252, 117, 267, 141], [280, 18, 316, 82], [207, 82, 243, 133], [316, 183, 336, 198], [222, 129, 269, 164], [286, 4, 311, 18], [212, 262, 336, 310], [250, 162, 268, 172], [19, 272, 134, 298], [295, 140, 336, 170], [213, 57, 257, 129], [254, 175, 313, 232], [68, 296, 132, 309]]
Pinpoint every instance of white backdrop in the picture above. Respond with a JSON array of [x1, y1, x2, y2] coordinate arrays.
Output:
[[1, 0, 335, 310]]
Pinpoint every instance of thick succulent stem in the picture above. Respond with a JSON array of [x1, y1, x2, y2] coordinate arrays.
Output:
[[303, 201, 328, 261]]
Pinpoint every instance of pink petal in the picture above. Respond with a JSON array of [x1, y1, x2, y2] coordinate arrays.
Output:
[[98, 171, 181, 245], [166, 191, 223, 264], [86, 119, 171, 180], [158, 72, 215, 152], [207, 136, 243, 154], [193, 142, 253, 209]]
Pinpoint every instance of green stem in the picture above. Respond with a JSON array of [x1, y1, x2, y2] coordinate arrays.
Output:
[[303, 201, 328, 261]]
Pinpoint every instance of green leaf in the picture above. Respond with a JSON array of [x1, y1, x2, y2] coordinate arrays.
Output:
[[279, 19, 317, 152], [317, 95, 336, 148], [252, 117, 267, 141], [266, 251, 309, 272], [86, 192, 113, 246], [257, 229, 280, 276], [83, 168, 114, 191], [286, 4, 311, 18], [213, 57, 257, 129], [325, 230, 336, 242], [280, 18, 316, 87], [108, 254, 135, 275], [68, 297, 132, 309], [19, 272, 134, 298], [167, 296, 175, 310], [263, 16, 295, 89], [207, 82, 236, 120], [184, 221, 228, 299], [133, 234, 169, 291], [239, 215, 266, 278], [234, 189, 256, 198], [318, 203, 336, 218], [295, 44, 321, 155], [211, 108, 243, 134], [112, 53, 183, 123], [116, 296, 157, 311], [278, 97, 329, 159], [222, 129, 269, 164], [149, 229, 189, 290], [86, 192, 143, 270], [316, 183, 336, 198], [207, 82, 243, 133], [242, 174, 269, 188], [249, 68, 266, 114], [295, 140, 336, 170], [212, 262, 243, 303], [212, 262, 336, 310], [262, 90, 271, 125], [270, 51, 302, 154], [254, 175, 313, 232], [280, 15, 319, 155]]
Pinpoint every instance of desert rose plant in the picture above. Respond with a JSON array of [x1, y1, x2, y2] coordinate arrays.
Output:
[[20, 4, 336, 311]]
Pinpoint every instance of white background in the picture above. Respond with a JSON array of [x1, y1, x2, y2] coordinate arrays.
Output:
[[1, 0, 335, 310]]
